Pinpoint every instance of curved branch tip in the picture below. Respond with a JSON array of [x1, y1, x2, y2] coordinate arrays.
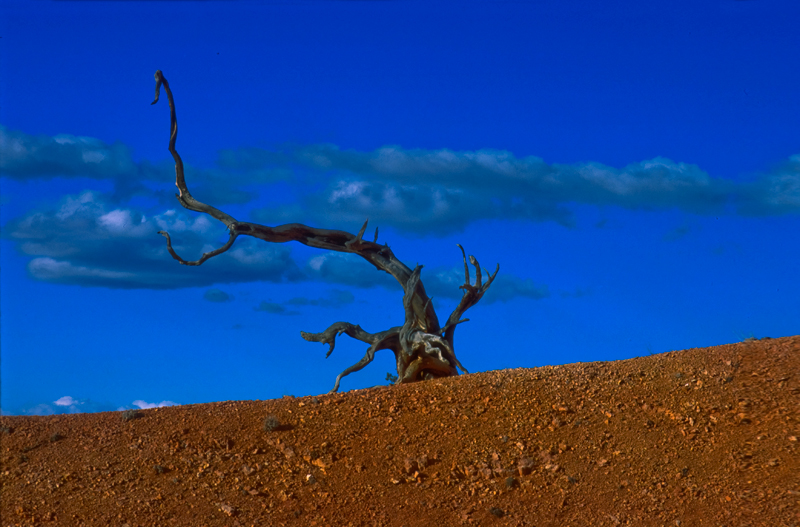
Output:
[[457, 244, 470, 284], [151, 70, 164, 105]]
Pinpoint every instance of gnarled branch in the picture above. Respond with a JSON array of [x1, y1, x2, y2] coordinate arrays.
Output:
[[151, 70, 440, 331], [442, 244, 499, 346], [158, 230, 239, 266], [152, 70, 238, 228], [150, 70, 500, 392], [301, 323, 402, 393]]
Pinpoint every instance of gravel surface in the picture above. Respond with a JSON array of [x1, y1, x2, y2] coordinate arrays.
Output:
[[2, 336, 798, 526]]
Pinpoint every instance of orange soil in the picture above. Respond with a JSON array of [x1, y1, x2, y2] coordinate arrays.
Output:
[[2, 336, 798, 526]]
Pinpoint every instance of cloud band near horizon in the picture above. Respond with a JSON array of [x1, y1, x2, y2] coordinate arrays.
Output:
[[2, 125, 798, 292], [3, 126, 798, 230], [2, 190, 549, 301]]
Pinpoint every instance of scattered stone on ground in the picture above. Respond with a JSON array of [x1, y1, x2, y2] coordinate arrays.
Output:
[[1, 336, 798, 526]]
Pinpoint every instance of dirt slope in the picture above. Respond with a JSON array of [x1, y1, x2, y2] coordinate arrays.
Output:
[[2, 336, 798, 527]]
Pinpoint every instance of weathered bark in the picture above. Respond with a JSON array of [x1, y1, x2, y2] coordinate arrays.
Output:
[[150, 70, 498, 392]]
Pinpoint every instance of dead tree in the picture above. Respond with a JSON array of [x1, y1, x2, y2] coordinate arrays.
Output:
[[150, 70, 498, 392]]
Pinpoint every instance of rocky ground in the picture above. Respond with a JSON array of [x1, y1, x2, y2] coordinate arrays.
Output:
[[1, 336, 798, 526]]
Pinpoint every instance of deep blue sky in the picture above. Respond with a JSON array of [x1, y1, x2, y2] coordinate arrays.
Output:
[[1, 0, 798, 416]]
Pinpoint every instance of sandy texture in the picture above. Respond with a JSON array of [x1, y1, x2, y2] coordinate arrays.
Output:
[[2, 336, 798, 526]]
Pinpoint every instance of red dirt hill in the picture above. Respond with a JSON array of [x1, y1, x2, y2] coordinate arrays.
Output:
[[2, 336, 798, 526]]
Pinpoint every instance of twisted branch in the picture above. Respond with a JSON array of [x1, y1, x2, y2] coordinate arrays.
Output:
[[158, 230, 239, 266], [149, 70, 500, 392], [150, 70, 440, 330], [151, 70, 238, 227], [301, 323, 402, 392], [443, 244, 499, 346]]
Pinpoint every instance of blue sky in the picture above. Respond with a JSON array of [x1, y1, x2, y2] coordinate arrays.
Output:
[[1, 0, 798, 416]]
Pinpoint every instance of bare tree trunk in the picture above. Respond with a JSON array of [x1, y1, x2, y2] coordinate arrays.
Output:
[[150, 70, 498, 392]]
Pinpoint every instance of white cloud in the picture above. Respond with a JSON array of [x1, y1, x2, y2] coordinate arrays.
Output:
[[248, 145, 739, 234], [329, 181, 366, 203], [0, 126, 137, 180], [15, 397, 117, 416], [303, 252, 399, 289], [307, 255, 325, 272], [98, 209, 134, 231], [55, 191, 97, 221], [0, 126, 265, 204], [6, 397, 177, 416], [132, 400, 178, 409], [10, 189, 542, 298], [6, 128, 798, 292], [420, 266, 550, 303], [737, 155, 800, 216], [82, 150, 106, 164], [54, 395, 79, 407], [29, 257, 135, 281], [5, 125, 799, 230], [6, 192, 303, 289], [299, 253, 547, 303]]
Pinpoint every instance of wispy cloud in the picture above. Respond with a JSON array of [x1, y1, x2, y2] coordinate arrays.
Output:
[[204, 288, 234, 302], [304, 253, 400, 289], [300, 252, 549, 303], [662, 224, 693, 242], [735, 155, 800, 216], [420, 266, 549, 303], [250, 145, 734, 234], [7, 127, 795, 293], [254, 301, 300, 316], [3, 190, 545, 300], [11, 396, 180, 416], [242, 144, 799, 234], [54, 396, 80, 407], [131, 400, 178, 409], [560, 287, 593, 299], [4, 191, 303, 289], [5, 126, 798, 235], [0, 126, 141, 181], [0, 126, 284, 204], [253, 289, 355, 316], [16, 396, 118, 416], [285, 289, 355, 308]]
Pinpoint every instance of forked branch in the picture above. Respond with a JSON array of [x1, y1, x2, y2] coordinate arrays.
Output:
[[158, 230, 239, 266], [151, 70, 440, 331], [442, 244, 499, 345], [301, 323, 402, 392], [150, 70, 500, 392]]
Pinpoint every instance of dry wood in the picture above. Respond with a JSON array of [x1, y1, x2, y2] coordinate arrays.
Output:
[[150, 70, 498, 392]]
